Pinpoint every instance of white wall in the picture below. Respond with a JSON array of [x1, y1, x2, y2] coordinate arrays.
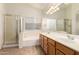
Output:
[[64, 5, 72, 19], [76, 14, 79, 34], [0, 15, 4, 49], [71, 4, 79, 34], [0, 4, 5, 49], [0, 4, 5, 14], [4, 4, 42, 18]]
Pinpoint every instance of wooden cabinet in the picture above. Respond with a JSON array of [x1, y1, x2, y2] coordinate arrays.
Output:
[[47, 38, 55, 55], [40, 34, 79, 55], [56, 42, 75, 55], [48, 38, 55, 46], [40, 34, 44, 49], [75, 52, 79, 55], [43, 36, 48, 54], [40, 34, 48, 54], [56, 49, 64, 55], [48, 42, 55, 55]]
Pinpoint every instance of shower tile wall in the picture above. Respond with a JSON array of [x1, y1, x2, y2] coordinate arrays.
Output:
[[64, 19, 72, 34]]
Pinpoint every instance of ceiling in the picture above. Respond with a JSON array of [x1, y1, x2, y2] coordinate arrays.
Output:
[[4, 3, 70, 14], [4, 3, 70, 11], [26, 3, 70, 12], [27, 3, 51, 10], [27, 3, 64, 10]]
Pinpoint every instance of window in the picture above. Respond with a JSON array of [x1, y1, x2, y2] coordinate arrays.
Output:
[[24, 17, 41, 30]]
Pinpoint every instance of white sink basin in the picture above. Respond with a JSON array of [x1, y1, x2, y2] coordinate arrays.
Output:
[[48, 32, 79, 44]]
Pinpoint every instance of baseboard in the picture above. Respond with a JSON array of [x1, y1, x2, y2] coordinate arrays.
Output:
[[3, 44, 18, 48]]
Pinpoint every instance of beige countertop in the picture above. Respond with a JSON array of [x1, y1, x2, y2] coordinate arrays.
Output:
[[40, 32, 79, 52]]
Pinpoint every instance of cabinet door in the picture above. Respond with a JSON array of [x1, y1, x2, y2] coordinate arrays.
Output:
[[43, 36, 48, 54], [40, 34, 43, 49], [56, 49, 64, 55], [48, 43, 55, 55], [75, 52, 79, 55], [56, 42, 74, 55], [48, 38, 55, 46]]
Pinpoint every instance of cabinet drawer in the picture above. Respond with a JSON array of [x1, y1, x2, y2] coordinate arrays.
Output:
[[56, 42, 74, 55], [48, 38, 55, 46], [56, 49, 64, 55], [75, 52, 79, 55], [43, 36, 48, 46], [48, 43, 55, 55], [43, 36, 48, 54]]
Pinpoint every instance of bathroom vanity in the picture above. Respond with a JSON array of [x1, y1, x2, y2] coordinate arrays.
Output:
[[40, 32, 79, 55]]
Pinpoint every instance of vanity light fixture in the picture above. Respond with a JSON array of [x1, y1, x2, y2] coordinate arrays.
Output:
[[46, 6, 54, 14], [50, 7, 60, 14], [46, 3, 61, 14]]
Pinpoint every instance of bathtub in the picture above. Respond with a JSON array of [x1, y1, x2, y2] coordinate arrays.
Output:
[[19, 30, 40, 48]]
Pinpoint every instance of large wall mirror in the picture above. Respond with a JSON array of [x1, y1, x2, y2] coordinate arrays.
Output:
[[42, 18, 56, 32], [56, 19, 72, 34]]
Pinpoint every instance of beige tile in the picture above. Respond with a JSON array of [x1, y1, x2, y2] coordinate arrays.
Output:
[[0, 46, 44, 55]]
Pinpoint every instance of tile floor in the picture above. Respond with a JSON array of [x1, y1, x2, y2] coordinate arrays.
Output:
[[0, 46, 44, 55]]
